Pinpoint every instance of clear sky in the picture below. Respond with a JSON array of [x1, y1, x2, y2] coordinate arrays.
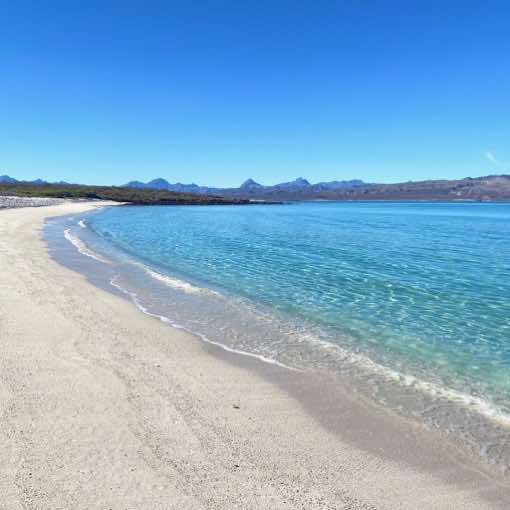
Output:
[[1, 1, 509, 186]]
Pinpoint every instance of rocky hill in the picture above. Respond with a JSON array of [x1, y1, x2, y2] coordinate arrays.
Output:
[[125, 174, 510, 201], [3, 174, 510, 202]]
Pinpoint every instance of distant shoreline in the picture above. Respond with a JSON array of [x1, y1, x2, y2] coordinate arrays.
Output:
[[2, 173, 510, 203]]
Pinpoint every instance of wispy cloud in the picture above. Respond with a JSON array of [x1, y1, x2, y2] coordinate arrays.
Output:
[[485, 151, 502, 165]]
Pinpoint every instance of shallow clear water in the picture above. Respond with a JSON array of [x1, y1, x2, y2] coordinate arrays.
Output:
[[46, 201, 510, 468]]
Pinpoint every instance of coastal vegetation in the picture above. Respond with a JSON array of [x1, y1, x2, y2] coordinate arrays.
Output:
[[0, 182, 250, 205]]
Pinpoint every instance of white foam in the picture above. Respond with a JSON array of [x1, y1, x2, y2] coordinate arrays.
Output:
[[310, 336, 510, 427], [112, 263, 510, 427], [78, 219, 87, 228], [130, 261, 221, 297], [109, 275, 296, 371], [145, 267, 220, 296], [64, 229, 110, 264]]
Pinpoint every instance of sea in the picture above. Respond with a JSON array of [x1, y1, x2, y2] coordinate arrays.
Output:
[[44, 201, 510, 471]]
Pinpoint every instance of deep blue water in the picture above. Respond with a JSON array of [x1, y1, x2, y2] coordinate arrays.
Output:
[[62, 201, 510, 448]]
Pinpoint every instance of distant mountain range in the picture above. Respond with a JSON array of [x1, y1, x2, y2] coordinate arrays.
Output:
[[0, 175, 71, 186], [124, 175, 510, 201], [3, 174, 510, 201], [124, 177, 366, 195], [124, 177, 216, 194]]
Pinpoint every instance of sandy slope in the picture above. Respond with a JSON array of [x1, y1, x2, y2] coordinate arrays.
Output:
[[0, 202, 508, 509]]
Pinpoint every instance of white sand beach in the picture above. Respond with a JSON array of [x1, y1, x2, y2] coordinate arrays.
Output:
[[0, 201, 509, 509]]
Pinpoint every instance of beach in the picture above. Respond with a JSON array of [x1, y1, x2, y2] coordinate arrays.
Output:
[[0, 201, 509, 509]]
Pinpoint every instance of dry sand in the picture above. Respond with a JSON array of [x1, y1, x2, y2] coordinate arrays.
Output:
[[0, 201, 509, 509]]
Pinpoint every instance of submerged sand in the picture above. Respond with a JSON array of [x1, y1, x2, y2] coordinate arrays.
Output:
[[0, 201, 509, 509]]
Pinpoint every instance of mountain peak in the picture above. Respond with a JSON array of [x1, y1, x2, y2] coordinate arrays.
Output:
[[274, 177, 311, 189], [146, 178, 171, 189], [0, 175, 18, 184], [240, 178, 263, 190], [124, 180, 146, 188]]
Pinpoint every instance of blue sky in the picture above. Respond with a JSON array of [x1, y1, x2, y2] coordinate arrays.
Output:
[[1, 1, 509, 186]]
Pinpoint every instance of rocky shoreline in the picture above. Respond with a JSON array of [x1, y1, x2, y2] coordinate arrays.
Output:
[[0, 196, 65, 209]]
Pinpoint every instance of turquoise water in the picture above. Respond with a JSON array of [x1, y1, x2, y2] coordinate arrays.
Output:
[[51, 201, 510, 463]]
